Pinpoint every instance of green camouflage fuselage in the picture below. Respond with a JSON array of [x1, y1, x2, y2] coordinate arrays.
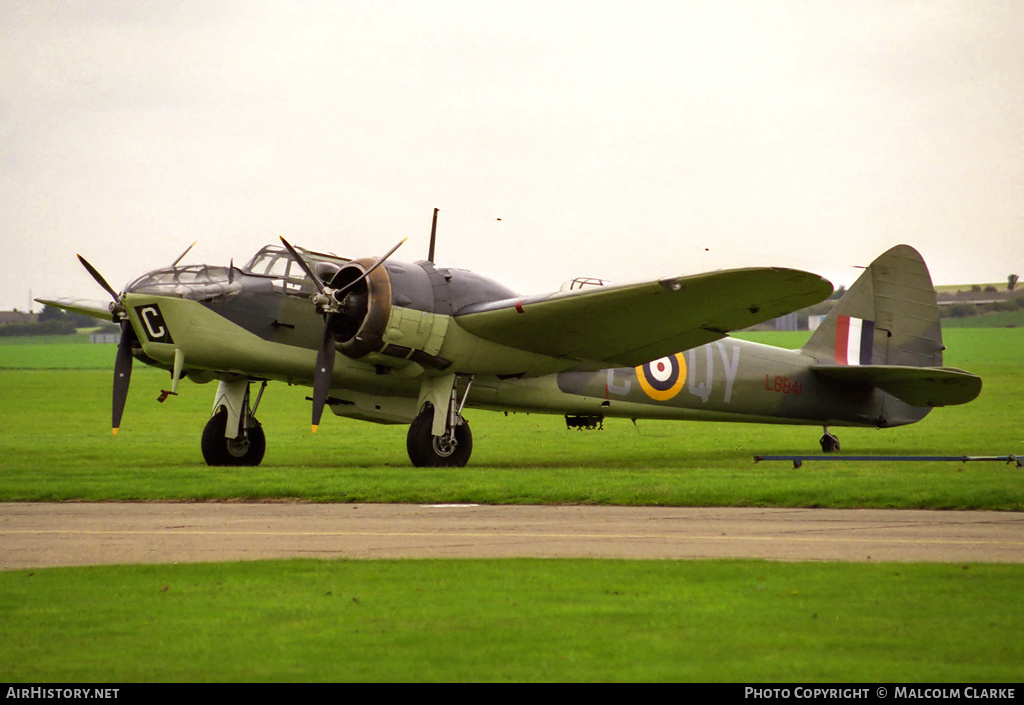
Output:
[[123, 284, 922, 432], [45, 242, 979, 467]]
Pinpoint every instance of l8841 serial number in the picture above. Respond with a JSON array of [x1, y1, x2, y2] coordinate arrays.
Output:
[[765, 375, 803, 396]]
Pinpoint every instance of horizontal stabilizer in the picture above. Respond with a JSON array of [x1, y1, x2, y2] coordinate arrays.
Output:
[[35, 297, 115, 322], [811, 364, 982, 407]]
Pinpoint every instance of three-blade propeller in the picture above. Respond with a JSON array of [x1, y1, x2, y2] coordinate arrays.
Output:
[[279, 236, 406, 432], [78, 241, 197, 435], [77, 254, 132, 435]]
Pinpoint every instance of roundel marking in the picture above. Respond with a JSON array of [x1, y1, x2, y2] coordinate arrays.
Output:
[[636, 353, 687, 401]]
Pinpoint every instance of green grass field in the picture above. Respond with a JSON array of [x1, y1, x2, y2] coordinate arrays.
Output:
[[1, 328, 1021, 682], [942, 309, 1024, 328], [1, 329, 1020, 508], [2, 559, 1020, 682]]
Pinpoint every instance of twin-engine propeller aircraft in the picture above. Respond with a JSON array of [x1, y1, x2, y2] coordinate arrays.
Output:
[[39, 231, 982, 467]]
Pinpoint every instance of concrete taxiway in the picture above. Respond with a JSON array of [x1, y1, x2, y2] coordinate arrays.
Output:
[[2, 503, 1022, 569]]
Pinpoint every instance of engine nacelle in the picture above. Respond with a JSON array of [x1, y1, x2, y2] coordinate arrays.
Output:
[[323, 260, 454, 371], [325, 258, 523, 373]]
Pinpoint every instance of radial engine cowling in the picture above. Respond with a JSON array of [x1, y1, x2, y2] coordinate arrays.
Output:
[[327, 259, 392, 360], [326, 260, 453, 371]]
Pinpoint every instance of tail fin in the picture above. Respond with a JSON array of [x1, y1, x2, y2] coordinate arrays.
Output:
[[803, 245, 981, 410], [802, 245, 944, 367]]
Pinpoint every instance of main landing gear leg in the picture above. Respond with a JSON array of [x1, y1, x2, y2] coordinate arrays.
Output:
[[819, 426, 841, 453], [202, 379, 267, 466], [407, 375, 474, 467]]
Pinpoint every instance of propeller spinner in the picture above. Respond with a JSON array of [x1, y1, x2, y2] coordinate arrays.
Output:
[[279, 236, 406, 432]]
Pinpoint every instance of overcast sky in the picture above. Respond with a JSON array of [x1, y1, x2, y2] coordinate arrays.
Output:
[[3, 0, 1023, 312]]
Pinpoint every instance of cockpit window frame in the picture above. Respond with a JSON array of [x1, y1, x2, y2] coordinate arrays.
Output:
[[241, 245, 350, 285], [127, 264, 236, 290]]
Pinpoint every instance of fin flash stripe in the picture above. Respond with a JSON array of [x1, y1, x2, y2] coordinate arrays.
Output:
[[835, 315, 874, 366]]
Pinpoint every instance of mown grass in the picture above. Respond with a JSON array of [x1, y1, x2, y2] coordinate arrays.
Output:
[[0, 339, 116, 369], [1, 329, 1022, 682], [2, 559, 1021, 682], [942, 309, 1024, 328], [0, 329, 1020, 508]]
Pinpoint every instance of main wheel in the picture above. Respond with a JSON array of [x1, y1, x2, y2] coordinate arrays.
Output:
[[201, 407, 267, 466], [406, 407, 473, 467]]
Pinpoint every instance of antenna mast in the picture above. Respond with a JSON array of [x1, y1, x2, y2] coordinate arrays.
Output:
[[427, 208, 439, 263]]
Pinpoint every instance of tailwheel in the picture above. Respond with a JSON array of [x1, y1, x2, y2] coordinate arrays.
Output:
[[407, 405, 473, 468], [819, 427, 841, 454]]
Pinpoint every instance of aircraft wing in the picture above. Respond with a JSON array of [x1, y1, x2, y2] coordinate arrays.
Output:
[[811, 365, 983, 407], [455, 267, 832, 368], [34, 297, 115, 322]]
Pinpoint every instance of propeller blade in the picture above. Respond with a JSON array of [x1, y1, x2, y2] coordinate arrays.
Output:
[[310, 314, 337, 433], [77, 254, 120, 303], [171, 241, 197, 267], [284, 236, 404, 432], [332, 237, 407, 299], [112, 324, 134, 436], [279, 237, 327, 294]]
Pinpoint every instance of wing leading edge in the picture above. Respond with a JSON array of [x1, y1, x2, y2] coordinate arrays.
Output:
[[34, 297, 115, 322], [455, 267, 833, 368]]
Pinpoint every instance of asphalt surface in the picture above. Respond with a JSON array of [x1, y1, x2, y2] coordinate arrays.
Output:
[[2, 502, 1022, 569]]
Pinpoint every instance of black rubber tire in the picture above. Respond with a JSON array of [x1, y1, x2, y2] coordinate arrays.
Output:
[[819, 433, 841, 454], [406, 407, 473, 468], [201, 407, 266, 466]]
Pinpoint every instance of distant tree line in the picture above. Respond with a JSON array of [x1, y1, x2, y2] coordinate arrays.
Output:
[[941, 293, 1024, 319], [0, 306, 113, 337]]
